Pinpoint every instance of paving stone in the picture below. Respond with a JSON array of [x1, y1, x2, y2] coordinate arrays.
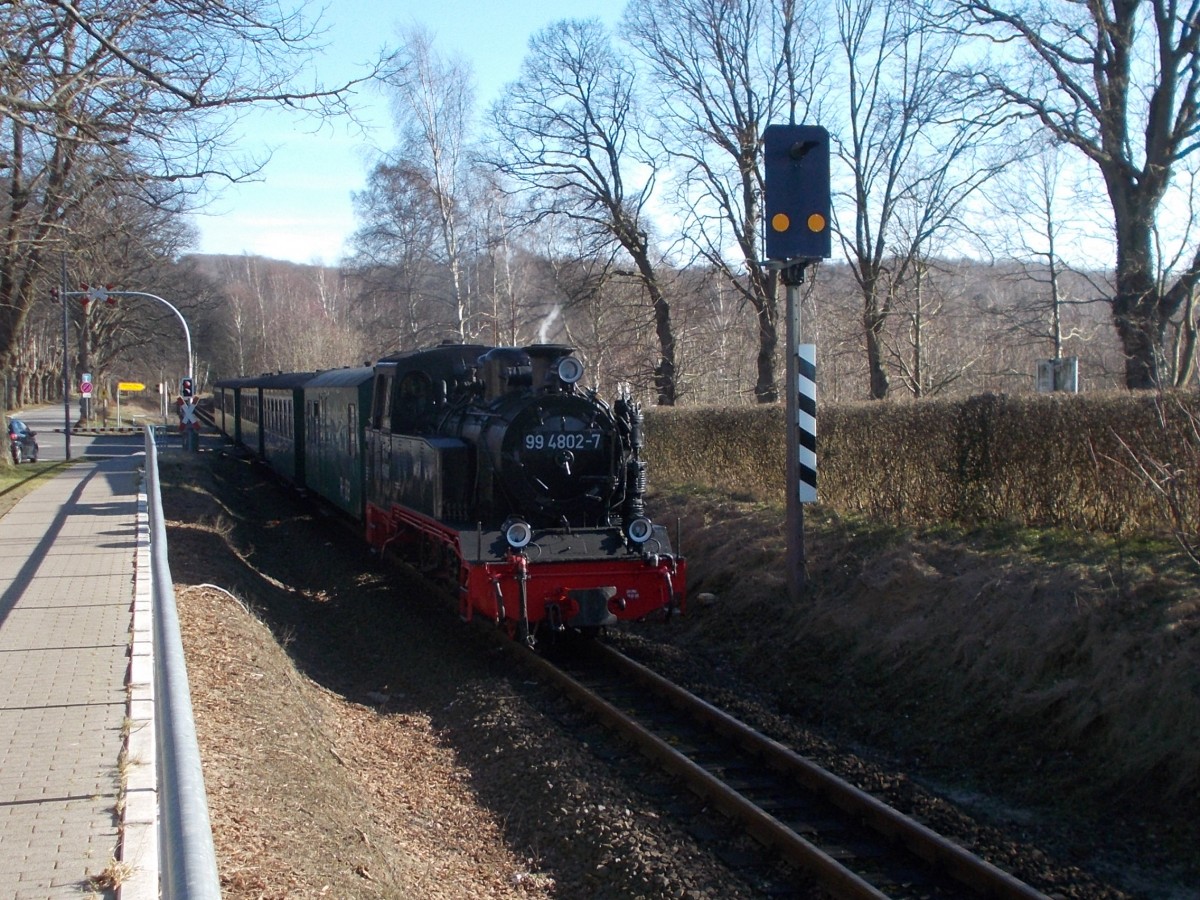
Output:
[[0, 458, 140, 899]]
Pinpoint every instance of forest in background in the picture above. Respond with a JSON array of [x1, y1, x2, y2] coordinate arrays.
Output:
[[0, 246, 1141, 413]]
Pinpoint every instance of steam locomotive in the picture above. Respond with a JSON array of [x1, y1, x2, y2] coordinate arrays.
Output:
[[214, 343, 686, 644]]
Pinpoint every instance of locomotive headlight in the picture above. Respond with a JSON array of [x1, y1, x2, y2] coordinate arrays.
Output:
[[556, 356, 585, 385], [503, 518, 533, 549], [626, 516, 654, 544]]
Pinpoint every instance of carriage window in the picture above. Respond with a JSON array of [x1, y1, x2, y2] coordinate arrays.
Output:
[[392, 372, 433, 432], [371, 374, 391, 430]]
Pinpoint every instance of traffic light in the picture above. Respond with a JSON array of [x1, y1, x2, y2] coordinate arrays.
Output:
[[180, 377, 194, 398], [763, 124, 831, 261]]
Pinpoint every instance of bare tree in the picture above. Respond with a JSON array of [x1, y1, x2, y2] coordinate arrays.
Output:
[[889, 256, 983, 396], [471, 171, 537, 347], [348, 159, 459, 348], [623, 0, 827, 403], [978, 133, 1117, 374], [1154, 160, 1200, 388], [485, 18, 680, 404], [544, 235, 654, 396], [1170, 281, 1199, 388], [0, 0, 389, 373], [949, 0, 1200, 389], [65, 188, 206, 396], [380, 28, 477, 340], [835, 0, 1008, 400]]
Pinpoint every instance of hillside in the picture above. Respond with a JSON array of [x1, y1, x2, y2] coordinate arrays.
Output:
[[158, 450, 1199, 897]]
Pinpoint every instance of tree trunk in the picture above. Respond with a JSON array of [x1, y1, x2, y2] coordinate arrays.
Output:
[[648, 279, 677, 406], [627, 250, 676, 405], [1113, 306, 1163, 389], [753, 286, 780, 404], [865, 310, 889, 400], [1174, 287, 1198, 387], [1106, 156, 1185, 390], [622, 218, 677, 406], [1111, 223, 1168, 389]]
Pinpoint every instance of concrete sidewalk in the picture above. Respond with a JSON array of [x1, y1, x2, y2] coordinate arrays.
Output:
[[0, 457, 142, 899]]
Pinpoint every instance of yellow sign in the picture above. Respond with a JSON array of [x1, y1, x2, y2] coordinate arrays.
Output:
[[118, 382, 146, 392]]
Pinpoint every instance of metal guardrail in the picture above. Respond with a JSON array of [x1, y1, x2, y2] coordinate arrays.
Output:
[[143, 428, 222, 899]]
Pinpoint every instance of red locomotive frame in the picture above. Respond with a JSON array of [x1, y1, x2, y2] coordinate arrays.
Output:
[[366, 499, 685, 640]]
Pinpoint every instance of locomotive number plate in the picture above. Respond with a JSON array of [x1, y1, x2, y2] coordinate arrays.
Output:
[[524, 432, 602, 450]]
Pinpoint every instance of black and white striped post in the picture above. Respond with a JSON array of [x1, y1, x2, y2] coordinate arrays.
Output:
[[763, 123, 830, 601], [796, 343, 817, 503], [782, 272, 816, 598]]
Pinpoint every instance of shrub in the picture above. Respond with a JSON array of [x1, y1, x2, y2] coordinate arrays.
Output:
[[644, 391, 1200, 537]]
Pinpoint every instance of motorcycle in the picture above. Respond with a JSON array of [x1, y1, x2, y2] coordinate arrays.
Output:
[[8, 418, 38, 464]]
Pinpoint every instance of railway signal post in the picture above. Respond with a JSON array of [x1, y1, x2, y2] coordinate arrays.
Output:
[[762, 123, 831, 601]]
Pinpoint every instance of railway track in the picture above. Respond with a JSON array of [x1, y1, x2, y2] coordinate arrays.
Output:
[[506, 638, 1049, 900]]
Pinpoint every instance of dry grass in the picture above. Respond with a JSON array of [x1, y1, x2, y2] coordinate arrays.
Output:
[[0, 458, 72, 518], [86, 857, 136, 892]]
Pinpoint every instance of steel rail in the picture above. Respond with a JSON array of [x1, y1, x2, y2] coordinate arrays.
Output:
[[508, 635, 1048, 899], [589, 643, 1048, 900], [509, 642, 890, 898]]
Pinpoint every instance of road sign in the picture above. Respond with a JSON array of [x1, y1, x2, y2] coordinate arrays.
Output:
[[180, 398, 199, 425], [80, 381, 93, 395], [118, 382, 146, 392]]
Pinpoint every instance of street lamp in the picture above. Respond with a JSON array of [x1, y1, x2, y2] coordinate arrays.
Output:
[[108, 290, 194, 382], [58, 282, 195, 454]]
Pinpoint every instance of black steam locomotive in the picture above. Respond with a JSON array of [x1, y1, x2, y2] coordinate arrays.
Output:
[[214, 343, 686, 644]]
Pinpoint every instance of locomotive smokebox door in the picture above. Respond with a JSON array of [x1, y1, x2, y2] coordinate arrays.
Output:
[[501, 395, 614, 524]]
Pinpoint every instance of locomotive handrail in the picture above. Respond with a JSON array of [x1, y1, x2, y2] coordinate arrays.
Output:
[[144, 427, 222, 899]]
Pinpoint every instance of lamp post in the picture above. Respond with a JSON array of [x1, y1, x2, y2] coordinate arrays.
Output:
[[60, 256, 71, 460], [110, 291, 194, 383]]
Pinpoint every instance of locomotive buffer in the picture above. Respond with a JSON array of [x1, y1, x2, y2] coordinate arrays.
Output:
[[762, 123, 831, 599]]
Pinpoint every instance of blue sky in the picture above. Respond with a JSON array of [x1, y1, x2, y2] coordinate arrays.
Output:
[[192, 0, 626, 264]]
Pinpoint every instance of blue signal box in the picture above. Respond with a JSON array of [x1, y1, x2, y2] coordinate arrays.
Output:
[[763, 124, 831, 261]]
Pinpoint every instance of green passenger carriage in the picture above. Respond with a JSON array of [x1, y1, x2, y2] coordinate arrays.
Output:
[[303, 367, 373, 521]]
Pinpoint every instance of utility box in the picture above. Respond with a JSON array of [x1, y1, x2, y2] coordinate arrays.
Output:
[[1037, 357, 1079, 392]]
